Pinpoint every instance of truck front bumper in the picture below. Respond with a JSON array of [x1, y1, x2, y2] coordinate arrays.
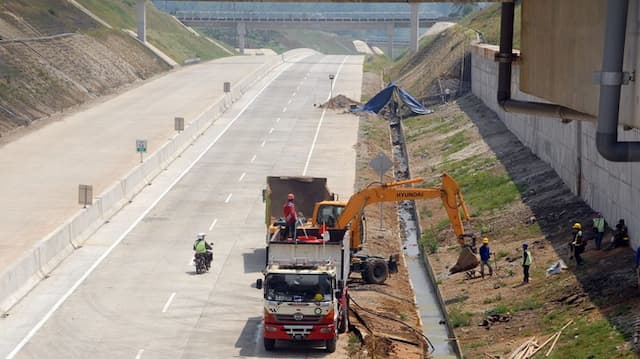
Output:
[[263, 323, 336, 341]]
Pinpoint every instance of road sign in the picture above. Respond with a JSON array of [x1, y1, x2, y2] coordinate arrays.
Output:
[[369, 151, 393, 177], [369, 152, 393, 229], [174, 117, 184, 132], [136, 139, 147, 153], [78, 184, 93, 208]]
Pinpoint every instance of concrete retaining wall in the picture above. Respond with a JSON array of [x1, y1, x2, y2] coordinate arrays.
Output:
[[471, 43, 640, 249], [0, 54, 286, 314]]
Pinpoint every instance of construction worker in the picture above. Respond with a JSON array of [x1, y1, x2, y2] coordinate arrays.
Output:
[[592, 212, 606, 250], [479, 237, 493, 278], [283, 193, 297, 240], [522, 243, 532, 284], [608, 219, 629, 249], [571, 223, 585, 265]]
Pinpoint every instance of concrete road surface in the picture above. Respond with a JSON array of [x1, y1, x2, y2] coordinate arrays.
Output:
[[1, 53, 363, 358], [0, 55, 272, 272]]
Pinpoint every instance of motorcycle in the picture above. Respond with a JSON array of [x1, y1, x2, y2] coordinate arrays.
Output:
[[193, 243, 213, 274]]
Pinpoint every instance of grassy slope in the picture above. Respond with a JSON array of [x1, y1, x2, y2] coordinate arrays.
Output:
[[76, 0, 231, 63]]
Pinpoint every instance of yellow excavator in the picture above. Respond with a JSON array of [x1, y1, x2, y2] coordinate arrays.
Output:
[[265, 173, 478, 284], [307, 173, 479, 279]]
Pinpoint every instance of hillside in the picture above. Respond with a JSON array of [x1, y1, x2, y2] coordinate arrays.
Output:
[[0, 0, 231, 138]]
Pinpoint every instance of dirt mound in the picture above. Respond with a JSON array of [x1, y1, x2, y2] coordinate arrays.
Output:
[[320, 95, 361, 110]]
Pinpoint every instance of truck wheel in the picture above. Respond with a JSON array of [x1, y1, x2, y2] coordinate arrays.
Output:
[[264, 338, 275, 351], [325, 336, 337, 353], [364, 259, 388, 284]]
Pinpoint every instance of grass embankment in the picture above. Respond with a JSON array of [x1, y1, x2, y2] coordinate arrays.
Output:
[[402, 99, 636, 358], [76, 0, 232, 63]]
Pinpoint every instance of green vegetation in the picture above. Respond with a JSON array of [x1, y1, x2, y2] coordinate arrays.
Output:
[[458, 3, 522, 49], [347, 333, 361, 354], [496, 250, 510, 259], [549, 319, 635, 359], [483, 294, 502, 305], [485, 305, 512, 316], [515, 298, 542, 311], [363, 54, 392, 79], [449, 307, 473, 328], [437, 156, 521, 214], [420, 229, 439, 254], [443, 132, 468, 156], [76, 0, 230, 63]]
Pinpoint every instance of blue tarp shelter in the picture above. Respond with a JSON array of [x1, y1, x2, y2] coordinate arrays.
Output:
[[354, 82, 430, 115]]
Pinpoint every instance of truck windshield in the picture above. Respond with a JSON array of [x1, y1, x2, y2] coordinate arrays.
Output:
[[316, 205, 344, 227], [264, 273, 333, 302]]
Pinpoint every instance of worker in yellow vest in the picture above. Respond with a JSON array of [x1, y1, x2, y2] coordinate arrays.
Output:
[[592, 212, 606, 250]]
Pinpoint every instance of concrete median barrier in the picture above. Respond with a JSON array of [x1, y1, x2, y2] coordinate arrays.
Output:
[[0, 53, 290, 314]]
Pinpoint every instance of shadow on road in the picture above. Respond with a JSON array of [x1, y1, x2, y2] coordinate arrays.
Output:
[[243, 247, 266, 273]]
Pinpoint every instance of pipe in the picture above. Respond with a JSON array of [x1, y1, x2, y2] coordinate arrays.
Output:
[[496, 1, 595, 123], [595, 0, 640, 161]]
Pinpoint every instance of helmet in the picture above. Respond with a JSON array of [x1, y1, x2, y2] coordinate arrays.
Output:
[[287, 193, 295, 200], [522, 243, 528, 249], [197, 232, 206, 240], [313, 293, 323, 301], [482, 237, 489, 244], [572, 223, 581, 230]]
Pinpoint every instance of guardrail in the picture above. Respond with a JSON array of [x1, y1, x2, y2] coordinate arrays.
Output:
[[174, 10, 450, 23], [0, 53, 287, 314]]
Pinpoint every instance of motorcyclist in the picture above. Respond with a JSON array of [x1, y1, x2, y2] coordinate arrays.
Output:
[[193, 232, 213, 270]]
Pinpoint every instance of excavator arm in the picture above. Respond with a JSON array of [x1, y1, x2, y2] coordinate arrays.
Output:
[[336, 174, 472, 245], [324, 173, 478, 274]]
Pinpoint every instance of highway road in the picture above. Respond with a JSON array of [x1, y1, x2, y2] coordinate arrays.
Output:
[[1, 52, 363, 358]]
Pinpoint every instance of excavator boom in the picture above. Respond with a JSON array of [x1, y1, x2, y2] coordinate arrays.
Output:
[[313, 173, 478, 275]]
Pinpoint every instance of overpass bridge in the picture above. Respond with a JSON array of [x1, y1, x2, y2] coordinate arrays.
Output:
[[173, 10, 454, 55]]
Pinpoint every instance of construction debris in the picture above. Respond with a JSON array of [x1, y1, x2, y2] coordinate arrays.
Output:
[[546, 259, 568, 276], [504, 320, 573, 359]]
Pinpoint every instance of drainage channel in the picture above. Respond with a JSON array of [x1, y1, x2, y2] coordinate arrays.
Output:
[[390, 118, 460, 359]]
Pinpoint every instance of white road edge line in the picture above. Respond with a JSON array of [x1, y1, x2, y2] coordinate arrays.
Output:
[[5, 56, 291, 359], [250, 154, 256, 163], [135, 349, 144, 359], [302, 56, 348, 176], [208, 218, 218, 231], [162, 292, 176, 313], [224, 193, 233, 203], [238, 172, 246, 182]]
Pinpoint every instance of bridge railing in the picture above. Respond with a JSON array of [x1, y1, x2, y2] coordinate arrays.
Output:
[[174, 11, 443, 23]]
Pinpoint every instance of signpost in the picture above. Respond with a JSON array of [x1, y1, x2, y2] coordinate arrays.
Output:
[[174, 117, 184, 133], [328, 74, 335, 99], [136, 139, 147, 163], [78, 184, 93, 208], [369, 151, 393, 229]]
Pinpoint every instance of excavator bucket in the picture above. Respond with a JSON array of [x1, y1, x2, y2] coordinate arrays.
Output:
[[449, 247, 479, 274]]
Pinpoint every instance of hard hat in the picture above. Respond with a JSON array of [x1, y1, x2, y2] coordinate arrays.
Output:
[[197, 232, 206, 239], [287, 193, 295, 200], [482, 237, 489, 244], [313, 293, 323, 301], [522, 242, 528, 249], [572, 223, 581, 230]]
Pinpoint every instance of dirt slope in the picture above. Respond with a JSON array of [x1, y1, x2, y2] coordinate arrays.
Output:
[[0, 0, 171, 136], [405, 95, 638, 358]]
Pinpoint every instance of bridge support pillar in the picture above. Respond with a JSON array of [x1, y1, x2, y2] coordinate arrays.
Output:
[[409, 3, 419, 53], [237, 22, 246, 54], [386, 23, 395, 59], [136, 0, 146, 43]]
